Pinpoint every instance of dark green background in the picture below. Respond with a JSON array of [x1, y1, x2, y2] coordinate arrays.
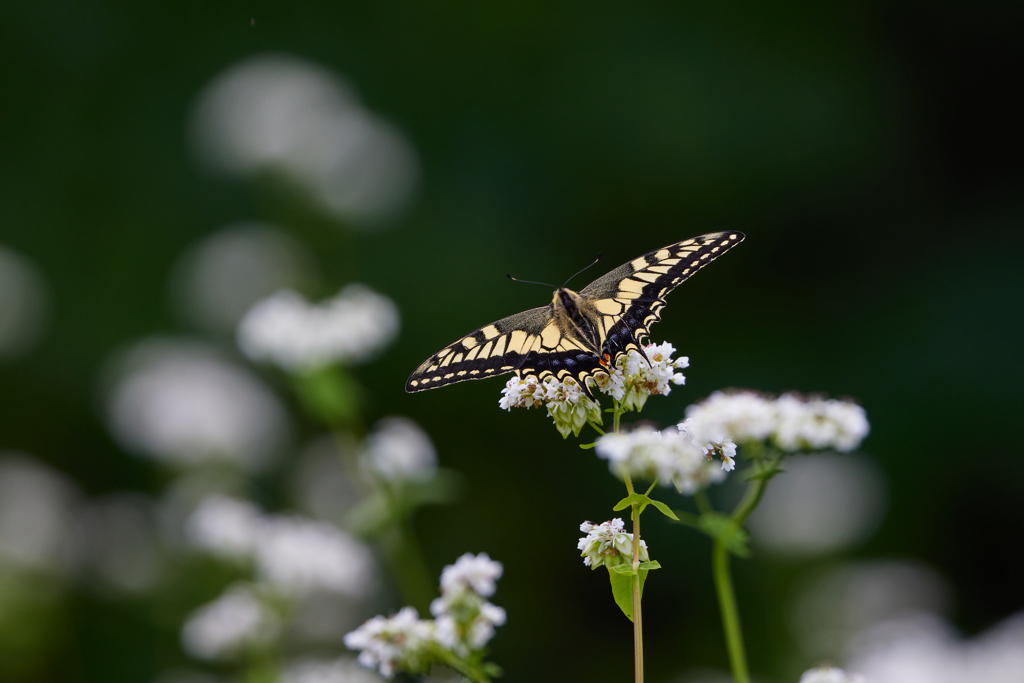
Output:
[[1, 1, 1022, 681]]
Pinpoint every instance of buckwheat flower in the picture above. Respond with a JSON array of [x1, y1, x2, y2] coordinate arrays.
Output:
[[255, 516, 375, 598], [798, 666, 866, 683], [439, 553, 503, 598], [595, 425, 730, 491], [685, 390, 776, 444], [184, 495, 262, 559], [181, 584, 280, 660], [281, 657, 384, 683], [361, 417, 437, 482], [432, 597, 507, 655], [542, 377, 603, 438], [578, 518, 649, 570], [344, 607, 434, 678], [237, 284, 399, 373], [597, 342, 689, 411], [774, 394, 869, 453], [498, 374, 544, 410]]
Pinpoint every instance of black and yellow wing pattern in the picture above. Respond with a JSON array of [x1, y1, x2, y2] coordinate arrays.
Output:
[[406, 231, 744, 396]]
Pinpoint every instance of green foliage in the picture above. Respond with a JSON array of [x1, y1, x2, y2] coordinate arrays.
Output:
[[612, 493, 680, 520]]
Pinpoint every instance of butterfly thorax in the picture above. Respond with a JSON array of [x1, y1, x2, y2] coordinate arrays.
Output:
[[551, 287, 602, 353]]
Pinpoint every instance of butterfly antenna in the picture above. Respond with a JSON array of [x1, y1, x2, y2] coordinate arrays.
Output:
[[562, 253, 602, 288], [507, 274, 557, 289]]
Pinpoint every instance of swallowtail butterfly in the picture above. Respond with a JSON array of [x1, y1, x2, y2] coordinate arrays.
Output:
[[406, 232, 744, 398]]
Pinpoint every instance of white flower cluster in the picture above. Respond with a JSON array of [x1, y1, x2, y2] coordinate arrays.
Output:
[[185, 495, 375, 598], [343, 607, 434, 678], [360, 416, 437, 482], [237, 284, 399, 373], [577, 518, 649, 569], [595, 423, 736, 493], [685, 390, 869, 453], [594, 341, 689, 411], [181, 583, 280, 661], [499, 375, 602, 438], [498, 341, 688, 436], [345, 553, 506, 678], [431, 553, 507, 656], [799, 667, 865, 683]]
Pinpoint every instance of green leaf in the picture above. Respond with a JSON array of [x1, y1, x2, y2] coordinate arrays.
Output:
[[638, 560, 661, 570], [647, 498, 679, 520], [696, 512, 751, 558], [579, 442, 598, 450], [608, 566, 650, 622], [612, 492, 651, 511], [611, 563, 636, 576]]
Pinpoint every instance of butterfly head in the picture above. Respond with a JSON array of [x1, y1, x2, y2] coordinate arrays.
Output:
[[552, 287, 583, 314]]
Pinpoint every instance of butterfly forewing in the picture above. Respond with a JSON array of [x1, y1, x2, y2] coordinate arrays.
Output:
[[581, 231, 745, 359], [405, 307, 553, 392]]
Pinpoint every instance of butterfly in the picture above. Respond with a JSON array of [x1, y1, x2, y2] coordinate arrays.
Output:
[[406, 231, 745, 399]]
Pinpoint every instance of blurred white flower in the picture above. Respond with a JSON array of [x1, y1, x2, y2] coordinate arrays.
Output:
[[848, 611, 1024, 683], [577, 518, 649, 570], [237, 285, 399, 372], [684, 390, 776, 446], [343, 607, 434, 678], [184, 495, 262, 559], [788, 560, 951, 661], [596, 424, 731, 492], [181, 584, 280, 660], [281, 657, 384, 683], [361, 417, 436, 482], [255, 515, 375, 598], [685, 391, 869, 453], [774, 394, 870, 453], [190, 54, 419, 226], [747, 453, 886, 557], [0, 245, 50, 359], [102, 339, 289, 469], [185, 495, 376, 598], [799, 666, 865, 683], [169, 223, 315, 335], [0, 453, 78, 573], [439, 553, 503, 598]]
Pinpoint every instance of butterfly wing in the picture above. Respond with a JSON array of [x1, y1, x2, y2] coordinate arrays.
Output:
[[580, 231, 745, 360], [406, 306, 555, 392]]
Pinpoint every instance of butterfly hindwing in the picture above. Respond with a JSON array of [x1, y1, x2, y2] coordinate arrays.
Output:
[[405, 306, 554, 392], [581, 231, 745, 358]]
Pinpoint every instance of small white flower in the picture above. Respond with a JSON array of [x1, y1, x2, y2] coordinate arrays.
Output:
[[439, 553, 503, 598], [361, 417, 436, 482], [798, 666, 865, 683], [184, 495, 262, 559], [181, 584, 280, 661], [594, 342, 689, 411], [237, 284, 399, 373], [344, 607, 434, 678], [577, 518, 649, 570], [255, 516, 376, 598]]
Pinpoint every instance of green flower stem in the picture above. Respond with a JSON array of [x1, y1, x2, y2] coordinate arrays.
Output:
[[712, 538, 748, 683], [439, 652, 492, 683], [708, 473, 771, 683], [379, 484, 435, 614], [618, 401, 644, 683]]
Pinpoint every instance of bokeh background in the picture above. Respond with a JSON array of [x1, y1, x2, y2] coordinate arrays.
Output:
[[1, 1, 1022, 682]]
